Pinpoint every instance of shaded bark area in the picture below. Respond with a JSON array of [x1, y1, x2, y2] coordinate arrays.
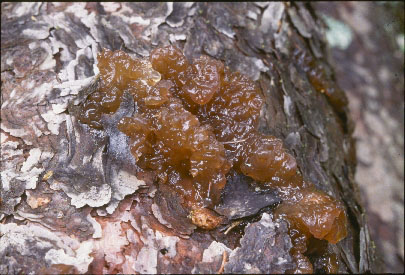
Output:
[[1, 2, 381, 274], [315, 2, 404, 273]]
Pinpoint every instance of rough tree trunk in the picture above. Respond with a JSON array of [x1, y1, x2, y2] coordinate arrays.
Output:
[[1, 2, 381, 274], [315, 2, 404, 273]]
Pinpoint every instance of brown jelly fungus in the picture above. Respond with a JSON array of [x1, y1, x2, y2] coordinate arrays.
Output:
[[77, 46, 347, 258]]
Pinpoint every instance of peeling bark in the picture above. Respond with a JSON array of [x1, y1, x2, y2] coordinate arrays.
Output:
[[1, 2, 381, 274]]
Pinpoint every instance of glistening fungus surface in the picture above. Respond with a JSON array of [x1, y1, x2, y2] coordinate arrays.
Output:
[[76, 45, 348, 273]]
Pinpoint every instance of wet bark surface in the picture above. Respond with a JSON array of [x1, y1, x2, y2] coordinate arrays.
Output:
[[1, 2, 385, 273]]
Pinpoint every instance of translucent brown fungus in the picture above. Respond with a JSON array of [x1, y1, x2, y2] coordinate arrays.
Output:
[[77, 45, 348, 271], [292, 45, 348, 111]]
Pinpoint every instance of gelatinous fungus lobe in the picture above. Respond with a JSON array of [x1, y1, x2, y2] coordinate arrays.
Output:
[[77, 49, 160, 128], [76, 45, 348, 257], [182, 55, 224, 105], [145, 98, 231, 208], [292, 44, 348, 111], [149, 45, 189, 87], [274, 187, 347, 273], [275, 188, 347, 243], [240, 134, 298, 182]]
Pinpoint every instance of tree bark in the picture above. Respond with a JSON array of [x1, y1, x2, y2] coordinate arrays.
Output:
[[315, 2, 404, 273], [0, 2, 381, 274]]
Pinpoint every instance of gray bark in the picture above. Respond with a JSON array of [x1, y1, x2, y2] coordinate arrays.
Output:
[[315, 2, 404, 273]]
